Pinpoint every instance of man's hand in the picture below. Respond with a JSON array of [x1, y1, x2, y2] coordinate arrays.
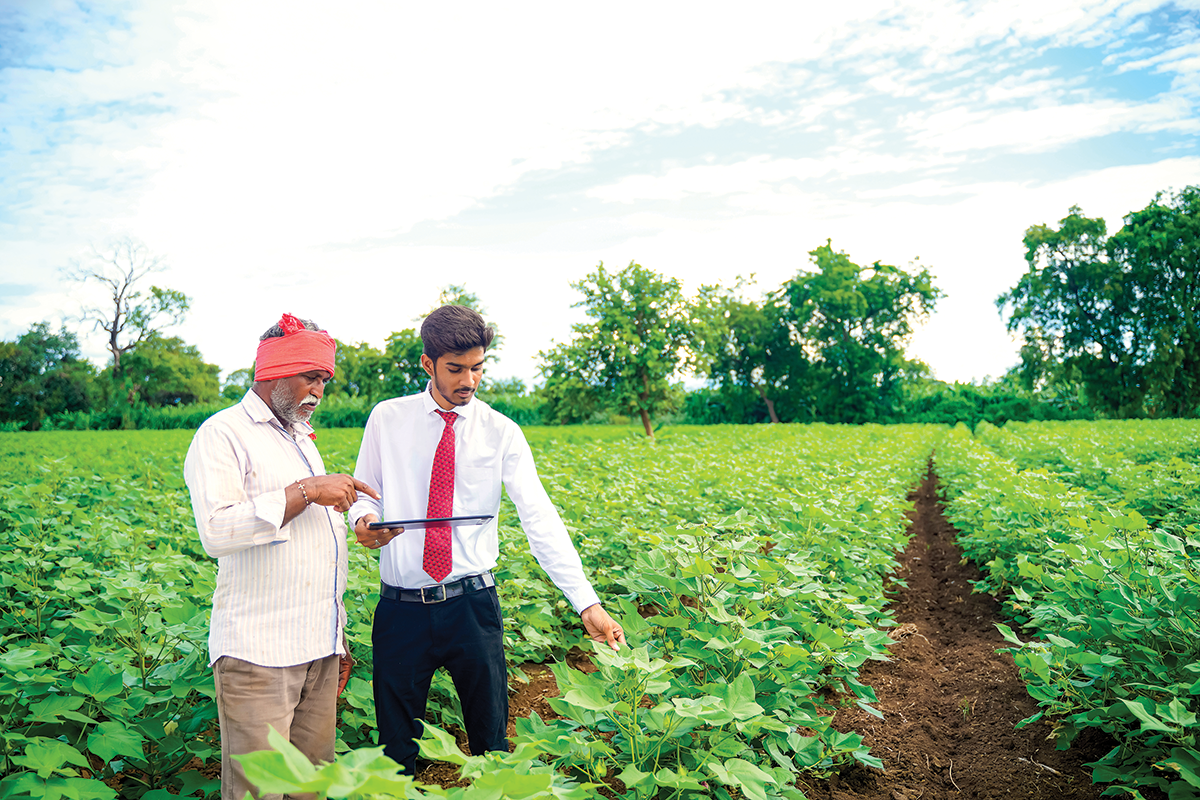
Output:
[[302, 474, 380, 513], [337, 650, 354, 696], [354, 514, 404, 551], [581, 604, 625, 651]]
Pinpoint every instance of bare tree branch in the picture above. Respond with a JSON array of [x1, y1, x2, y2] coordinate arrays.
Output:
[[62, 237, 189, 376]]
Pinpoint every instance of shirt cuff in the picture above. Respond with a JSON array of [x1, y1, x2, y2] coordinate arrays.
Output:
[[565, 586, 602, 615], [253, 488, 290, 544]]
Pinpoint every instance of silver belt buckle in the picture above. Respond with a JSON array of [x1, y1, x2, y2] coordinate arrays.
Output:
[[422, 584, 447, 604]]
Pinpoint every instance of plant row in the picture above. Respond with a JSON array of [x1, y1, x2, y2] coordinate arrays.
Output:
[[0, 423, 934, 800], [974, 419, 1200, 533], [935, 423, 1200, 799]]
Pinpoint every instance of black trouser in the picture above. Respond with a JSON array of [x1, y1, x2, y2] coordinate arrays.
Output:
[[372, 585, 508, 775]]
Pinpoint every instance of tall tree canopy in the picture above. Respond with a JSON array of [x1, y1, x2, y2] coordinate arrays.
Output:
[[117, 334, 220, 406], [0, 323, 99, 430], [690, 279, 802, 424], [64, 237, 189, 377], [1109, 186, 1200, 417], [782, 241, 940, 423], [998, 186, 1200, 418], [538, 262, 693, 437]]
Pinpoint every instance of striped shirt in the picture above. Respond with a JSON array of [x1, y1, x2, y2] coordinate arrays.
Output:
[[184, 389, 347, 667]]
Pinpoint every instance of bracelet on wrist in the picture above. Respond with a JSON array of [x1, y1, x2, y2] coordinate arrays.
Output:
[[297, 481, 312, 505]]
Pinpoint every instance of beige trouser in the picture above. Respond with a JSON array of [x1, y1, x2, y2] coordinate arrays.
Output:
[[212, 654, 340, 800]]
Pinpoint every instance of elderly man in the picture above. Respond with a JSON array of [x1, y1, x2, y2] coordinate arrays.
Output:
[[349, 304, 625, 776], [184, 314, 380, 800]]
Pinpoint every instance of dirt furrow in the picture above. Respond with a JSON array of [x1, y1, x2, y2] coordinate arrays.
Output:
[[439, 467, 1115, 798], [810, 468, 1109, 800]]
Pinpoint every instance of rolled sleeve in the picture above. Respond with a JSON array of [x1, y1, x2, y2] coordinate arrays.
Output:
[[185, 423, 290, 558]]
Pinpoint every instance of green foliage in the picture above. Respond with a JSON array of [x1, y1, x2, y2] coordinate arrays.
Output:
[[1108, 186, 1200, 418], [782, 241, 941, 424], [219, 368, 254, 402], [690, 279, 801, 424], [0, 421, 936, 799], [481, 378, 545, 426], [898, 377, 1094, 429], [999, 187, 1200, 418], [237, 723, 594, 800], [117, 334, 220, 407], [0, 452, 218, 800], [229, 422, 934, 799], [382, 329, 428, 399], [937, 420, 1200, 797], [0, 323, 100, 431], [328, 341, 387, 403], [538, 262, 694, 437]]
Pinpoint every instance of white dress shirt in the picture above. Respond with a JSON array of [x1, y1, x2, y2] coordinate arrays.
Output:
[[184, 390, 347, 667], [349, 390, 601, 613]]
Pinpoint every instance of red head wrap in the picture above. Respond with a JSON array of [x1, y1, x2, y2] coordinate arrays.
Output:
[[254, 313, 337, 381]]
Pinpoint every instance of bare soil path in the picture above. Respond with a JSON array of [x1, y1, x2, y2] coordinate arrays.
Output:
[[807, 468, 1110, 800], [424, 468, 1116, 798]]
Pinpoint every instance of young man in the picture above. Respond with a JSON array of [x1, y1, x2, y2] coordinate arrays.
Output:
[[349, 304, 624, 775], [184, 314, 380, 800]]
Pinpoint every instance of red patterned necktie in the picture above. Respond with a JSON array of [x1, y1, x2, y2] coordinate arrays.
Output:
[[423, 409, 458, 582]]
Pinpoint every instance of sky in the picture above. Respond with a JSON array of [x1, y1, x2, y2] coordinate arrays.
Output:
[[2, 0, 1199, 389]]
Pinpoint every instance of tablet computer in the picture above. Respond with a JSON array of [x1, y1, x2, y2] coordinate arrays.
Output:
[[367, 515, 494, 530]]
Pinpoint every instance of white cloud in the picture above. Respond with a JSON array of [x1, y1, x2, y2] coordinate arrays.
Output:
[[2, 0, 1197, 391]]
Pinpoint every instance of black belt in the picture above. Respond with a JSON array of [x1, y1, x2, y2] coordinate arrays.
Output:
[[379, 572, 495, 604]]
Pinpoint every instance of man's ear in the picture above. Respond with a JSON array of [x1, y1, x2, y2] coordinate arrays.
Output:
[[420, 353, 435, 379]]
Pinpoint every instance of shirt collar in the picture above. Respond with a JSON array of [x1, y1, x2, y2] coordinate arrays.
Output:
[[239, 387, 315, 437], [421, 383, 475, 421]]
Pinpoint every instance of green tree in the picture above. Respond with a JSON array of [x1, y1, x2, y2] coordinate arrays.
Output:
[[538, 262, 693, 437], [0, 322, 99, 430], [221, 367, 254, 401], [1109, 186, 1200, 417], [117, 334, 220, 406], [382, 329, 428, 398], [328, 340, 387, 402], [64, 237, 189, 378], [691, 278, 804, 423], [782, 241, 941, 423], [999, 187, 1200, 418]]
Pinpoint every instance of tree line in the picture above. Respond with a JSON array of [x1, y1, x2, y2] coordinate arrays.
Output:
[[3, 185, 1197, 433]]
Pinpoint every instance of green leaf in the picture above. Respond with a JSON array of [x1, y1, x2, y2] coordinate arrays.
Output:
[[856, 699, 884, 719], [1118, 698, 1175, 733], [140, 791, 181, 800], [87, 722, 145, 763], [710, 674, 764, 721], [0, 648, 52, 671], [28, 695, 85, 723], [652, 767, 706, 791], [559, 683, 617, 713], [14, 738, 91, 779], [72, 665, 125, 703], [707, 758, 776, 800], [235, 726, 323, 794], [415, 724, 469, 766], [1161, 747, 1200, 789], [617, 765, 653, 789], [469, 770, 554, 799]]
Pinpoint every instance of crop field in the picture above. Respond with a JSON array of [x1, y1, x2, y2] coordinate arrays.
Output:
[[2, 420, 1199, 800]]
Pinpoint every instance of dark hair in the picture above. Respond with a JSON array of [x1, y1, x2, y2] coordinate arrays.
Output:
[[421, 305, 495, 362], [260, 317, 319, 341]]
